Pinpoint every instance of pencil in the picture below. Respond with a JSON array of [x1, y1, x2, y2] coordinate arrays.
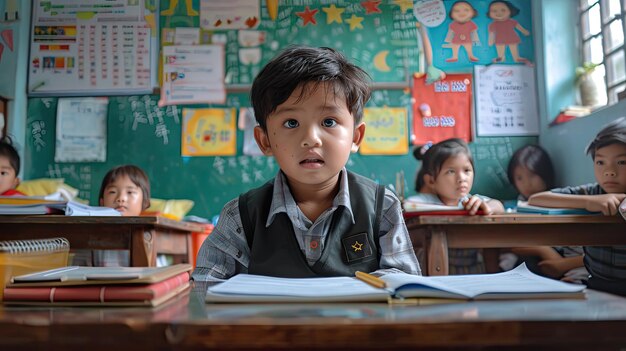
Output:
[[355, 271, 386, 289]]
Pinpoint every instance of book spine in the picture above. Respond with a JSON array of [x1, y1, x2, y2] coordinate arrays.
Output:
[[3, 272, 190, 302]]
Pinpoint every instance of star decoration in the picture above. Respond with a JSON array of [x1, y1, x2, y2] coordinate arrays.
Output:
[[296, 6, 318, 26], [345, 14, 364, 31], [361, 0, 382, 15], [351, 241, 364, 252], [322, 4, 344, 24], [393, 0, 413, 14]]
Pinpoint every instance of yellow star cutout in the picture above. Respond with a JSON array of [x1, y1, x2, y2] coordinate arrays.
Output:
[[393, 0, 413, 14], [322, 4, 344, 24], [346, 14, 364, 31], [352, 241, 364, 252]]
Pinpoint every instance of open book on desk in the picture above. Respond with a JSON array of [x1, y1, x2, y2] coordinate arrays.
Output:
[[205, 263, 585, 304], [516, 201, 599, 215]]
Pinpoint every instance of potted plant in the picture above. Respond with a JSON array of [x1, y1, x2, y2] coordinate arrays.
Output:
[[576, 62, 606, 107]]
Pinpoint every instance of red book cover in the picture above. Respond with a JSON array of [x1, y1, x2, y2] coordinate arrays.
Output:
[[4, 272, 190, 303]]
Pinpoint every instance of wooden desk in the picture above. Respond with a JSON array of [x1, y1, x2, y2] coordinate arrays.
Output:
[[405, 214, 626, 276], [0, 216, 203, 267], [1, 287, 626, 350]]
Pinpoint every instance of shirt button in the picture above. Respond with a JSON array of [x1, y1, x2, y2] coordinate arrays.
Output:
[[236, 250, 242, 258], [236, 228, 241, 233]]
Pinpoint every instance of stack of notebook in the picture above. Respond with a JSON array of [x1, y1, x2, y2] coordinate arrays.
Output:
[[3, 264, 192, 307]]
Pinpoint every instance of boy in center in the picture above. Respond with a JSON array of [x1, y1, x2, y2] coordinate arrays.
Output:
[[193, 46, 420, 282]]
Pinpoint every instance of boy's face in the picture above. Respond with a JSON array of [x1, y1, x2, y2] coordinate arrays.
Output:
[[99, 174, 144, 216], [254, 82, 365, 189], [0, 155, 19, 195], [427, 153, 474, 206], [593, 143, 626, 193]]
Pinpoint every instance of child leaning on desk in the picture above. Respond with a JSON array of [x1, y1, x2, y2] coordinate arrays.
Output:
[[504, 144, 587, 283], [529, 117, 626, 295], [192, 46, 421, 283], [412, 138, 504, 274], [0, 136, 26, 196]]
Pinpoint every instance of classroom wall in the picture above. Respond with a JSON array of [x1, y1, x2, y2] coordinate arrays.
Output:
[[17, 0, 540, 218], [0, 0, 30, 175], [535, 0, 626, 187]]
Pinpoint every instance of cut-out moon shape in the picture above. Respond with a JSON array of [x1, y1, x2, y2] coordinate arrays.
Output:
[[373, 50, 391, 72]]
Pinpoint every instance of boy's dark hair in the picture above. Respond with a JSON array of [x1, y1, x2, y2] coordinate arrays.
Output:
[[0, 135, 20, 174], [507, 144, 555, 190], [586, 116, 626, 159], [488, 0, 520, 17], [413, 138, 473, 191], [250, 45, 371, 130], [449, 1, 478, 20], [98, 165, 151, 210]]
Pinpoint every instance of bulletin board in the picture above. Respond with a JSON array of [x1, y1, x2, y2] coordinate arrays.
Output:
[[24, 0, 538, 218], [27, 0, 158, 96]]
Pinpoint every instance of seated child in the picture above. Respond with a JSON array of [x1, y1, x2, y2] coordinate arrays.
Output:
[[192, 46, 421, 283], [505, 145, 587, 283], [0, 136, 26, 196], [529, 117, 626, 295], [412, 138, 505, 274], [93, 164, 151, 266]]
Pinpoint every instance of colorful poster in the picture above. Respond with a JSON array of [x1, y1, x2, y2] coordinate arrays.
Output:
[[160, 45, 226, 106], [474, 64, 539, 136], [28, 0, 155, 96], [182, 108, 236, 156], [411, 73, 473, 145], [200, 0, 260, 30], [360, 107, 408, 155]]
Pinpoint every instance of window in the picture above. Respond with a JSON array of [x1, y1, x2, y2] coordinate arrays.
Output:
[[578, 0, 626, 105]]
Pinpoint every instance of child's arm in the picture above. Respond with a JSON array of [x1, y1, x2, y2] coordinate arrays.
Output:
[[529, 191, 626, 215], [537, 255, 584, 279]]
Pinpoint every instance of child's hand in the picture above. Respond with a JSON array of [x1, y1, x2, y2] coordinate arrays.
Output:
[[462, 195, 493, 215], [585, 194, 626, 215]]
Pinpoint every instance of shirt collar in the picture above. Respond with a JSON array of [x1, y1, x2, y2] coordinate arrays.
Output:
[[265, 168, 355, 227]]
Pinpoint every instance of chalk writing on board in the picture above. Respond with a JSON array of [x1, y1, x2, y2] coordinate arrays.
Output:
[[30, 120, 47, 151], [118, 95, 180, 145]]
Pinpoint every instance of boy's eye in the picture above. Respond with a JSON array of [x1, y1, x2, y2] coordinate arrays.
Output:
[[618, 160, 626, 166], [283, 119, 299, 128], [322, 118, 337, 127], [596, 160, 604, 166]]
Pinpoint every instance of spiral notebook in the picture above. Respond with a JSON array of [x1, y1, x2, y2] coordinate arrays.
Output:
[[0, 237, 70, 301]]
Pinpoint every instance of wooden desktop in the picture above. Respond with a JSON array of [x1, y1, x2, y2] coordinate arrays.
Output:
[[1, 286, 626, 350], [405, 214, 626, 275], [0, 215, 203, 267]]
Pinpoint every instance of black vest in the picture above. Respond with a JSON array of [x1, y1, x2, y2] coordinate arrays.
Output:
[[239, 171, 385, 278]]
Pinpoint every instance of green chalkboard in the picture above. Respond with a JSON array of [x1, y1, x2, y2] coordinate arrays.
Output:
[[23, 0, 538, 217], [25, 91, 533, 218]]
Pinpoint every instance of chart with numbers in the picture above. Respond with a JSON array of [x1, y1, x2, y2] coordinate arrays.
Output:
[[474, 65, 539, 136]]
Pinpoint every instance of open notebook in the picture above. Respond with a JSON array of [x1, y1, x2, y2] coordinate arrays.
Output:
[[205, 263, 585, 304]]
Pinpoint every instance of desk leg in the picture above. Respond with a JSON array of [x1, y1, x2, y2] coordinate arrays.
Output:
[[427, 228, 449, 276], [131, 229, 155, 267]]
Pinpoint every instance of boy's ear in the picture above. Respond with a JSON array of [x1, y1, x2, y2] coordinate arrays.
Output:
[[350, 122, 366, 153], [12, 177, 20, 189], [253, 126, 273, 156], [99, 198, 104, 206]]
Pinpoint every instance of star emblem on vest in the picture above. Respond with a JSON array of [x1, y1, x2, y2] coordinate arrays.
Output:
[[342, 233, 373, 262]]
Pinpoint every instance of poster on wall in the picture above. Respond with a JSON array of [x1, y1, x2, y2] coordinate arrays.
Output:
[[55, 97, 108, 163], [182, 108, 237, 156], [27, 0, 156, 96], [411, 73, 473, 145], [474, 64, 539, 136], [360, 107, 408, 155]]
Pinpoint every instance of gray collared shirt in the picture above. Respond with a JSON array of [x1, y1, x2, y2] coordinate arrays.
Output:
[[192, 169, 421, 283]]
